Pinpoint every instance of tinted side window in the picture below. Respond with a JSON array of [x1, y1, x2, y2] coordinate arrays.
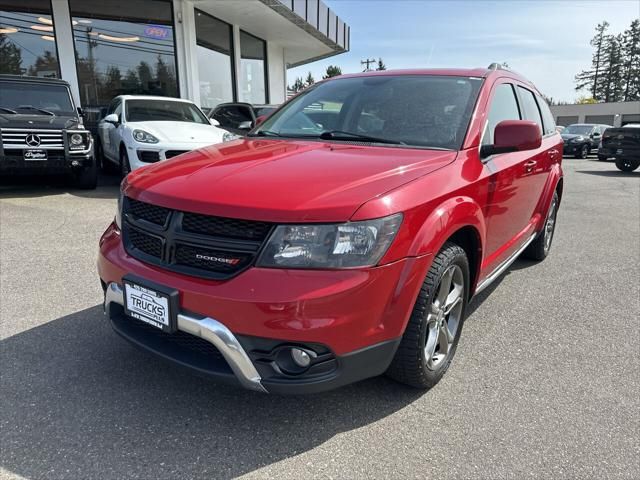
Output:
[[535, 94, 556, 135], [517, 86, 543, 134], [483, 83, 521, 145]]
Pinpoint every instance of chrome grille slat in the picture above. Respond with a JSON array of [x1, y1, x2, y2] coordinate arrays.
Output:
[[0, 128, 64, 149]]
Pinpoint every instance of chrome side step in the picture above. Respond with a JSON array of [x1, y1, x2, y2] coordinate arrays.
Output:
[[474, 232, 537, 295], [104, 282, 267, 393]]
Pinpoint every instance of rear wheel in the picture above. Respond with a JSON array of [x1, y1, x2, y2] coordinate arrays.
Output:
[[615, 158, 640, 172], [386, 242, 469, 389], [598, 154, 608, 161], [575, 144, 589, 159], [119, 145, 131, 177], [523, 191, 558, 261]]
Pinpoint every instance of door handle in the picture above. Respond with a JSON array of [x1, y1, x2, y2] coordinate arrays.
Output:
[[549, 149, 559, 156], [524, 160, 537, 172]]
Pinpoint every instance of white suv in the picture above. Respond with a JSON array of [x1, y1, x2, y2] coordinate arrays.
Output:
[[97, 95, 227, 175]]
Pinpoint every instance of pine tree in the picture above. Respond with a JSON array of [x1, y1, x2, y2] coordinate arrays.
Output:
[[292, 77, 305, 92], [601, 34, 624, 102], [376, 58, 387, 71], [620, 19, 640, 101], [323, 65, 342, 79], [575, 22, 610, 100], [0, 34, 23, 75], [305, 72, 315, 86]]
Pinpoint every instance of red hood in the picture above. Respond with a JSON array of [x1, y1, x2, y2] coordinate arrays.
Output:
[[124, 139, 456, 222]]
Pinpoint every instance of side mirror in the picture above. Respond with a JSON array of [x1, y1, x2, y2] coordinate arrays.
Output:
[[481, 120, 542, 158], [238, 120, 253, 130], [104, 113, 120, 125], [209, 118, 220, 126], [592, 132, 601, 138], [255, 115, 267, 126], [76, 106, 84, 117]]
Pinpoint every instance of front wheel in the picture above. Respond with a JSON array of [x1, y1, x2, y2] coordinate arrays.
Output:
[[575, 144, 589, 159], [70, 158, 98, 190], [386, 242, 469, 389], [615, 158, 640, 172], [119, 146, 131, 177], [598, 154, 608, 162]]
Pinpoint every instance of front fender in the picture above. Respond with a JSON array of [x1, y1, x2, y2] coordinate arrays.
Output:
[[534, 163, 563, 231]]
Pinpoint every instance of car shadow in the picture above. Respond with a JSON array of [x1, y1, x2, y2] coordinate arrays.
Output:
[[0, 172, 120, 200], [0, 305, 424, 480], [576, 169, 639, 177]]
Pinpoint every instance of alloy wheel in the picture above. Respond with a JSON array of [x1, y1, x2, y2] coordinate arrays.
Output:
[[424, 264, 464, 370], [544, 196, 558, 253]]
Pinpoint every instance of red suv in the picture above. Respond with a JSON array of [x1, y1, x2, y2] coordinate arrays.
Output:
[[99, 67, 563, 394]]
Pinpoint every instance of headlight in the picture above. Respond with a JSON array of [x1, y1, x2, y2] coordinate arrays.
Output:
[[70, 133, 83, 145], [68, 131, 90, 150], [571, 136, 584, 143], [223, 131, 241, 142], [133, 129, 159, 143], [257, 214, 403, 269], [115, 189, 123, 229]]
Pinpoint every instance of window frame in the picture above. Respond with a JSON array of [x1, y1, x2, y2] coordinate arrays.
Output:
[[516, 85, 544, 137], [194, 8, 237, 103], [239, 29, 269, 104], [533, 92, 557, 137]]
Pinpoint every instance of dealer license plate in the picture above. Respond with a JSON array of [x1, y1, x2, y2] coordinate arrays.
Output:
[[24, 149, 48, 161], [123, 276, 178, 333]]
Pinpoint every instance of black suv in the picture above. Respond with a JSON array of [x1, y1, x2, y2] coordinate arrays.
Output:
[[0, 75, 96, 189], [599, 124, 640, 172], [561, 123, 611, 159]]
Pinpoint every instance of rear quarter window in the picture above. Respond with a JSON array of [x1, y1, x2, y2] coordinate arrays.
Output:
[[535, 94, 556, 136]]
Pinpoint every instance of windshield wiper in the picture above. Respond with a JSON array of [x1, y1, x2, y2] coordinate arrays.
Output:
[[249, 130, 282, 137], [17, 105, 55, 116], [0, 106, 17, 114], [319, 130, 405, 145]]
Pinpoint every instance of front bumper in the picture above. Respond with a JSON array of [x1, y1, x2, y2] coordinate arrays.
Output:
[[0, 150, 93, 175], [98, 223, 430, 393], [128, 141, 220, 170], [563, 143, 587, 155]]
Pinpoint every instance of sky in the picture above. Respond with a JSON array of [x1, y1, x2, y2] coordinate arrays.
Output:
[[288, 0, 640, 103]]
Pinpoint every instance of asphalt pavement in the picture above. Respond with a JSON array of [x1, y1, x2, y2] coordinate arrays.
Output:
[[0, 156, 638, 479]]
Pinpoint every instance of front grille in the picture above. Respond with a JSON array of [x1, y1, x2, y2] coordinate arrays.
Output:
[[165, 150, 189, 159], [182, 212, 272, 240], [0, 129, 64, 149], [137, 150, 160, 163], [122, 197, 273, 279]]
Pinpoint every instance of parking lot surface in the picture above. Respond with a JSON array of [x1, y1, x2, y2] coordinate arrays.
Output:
[[1, 157, 638, 479]]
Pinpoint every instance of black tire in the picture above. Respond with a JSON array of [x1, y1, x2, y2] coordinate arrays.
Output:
[[598, 154, 608, 162], [96, 138, 112, 173], [523, 191, 559, 261], [119, 145, 131, 177], [386, 242, 469, 389], [575, 144, 589, 159], [70, 157, 98, 189], [615, 158, 640, 172]]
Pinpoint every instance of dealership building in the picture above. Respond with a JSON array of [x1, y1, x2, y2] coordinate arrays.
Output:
[[0, 0, 349, 127], [550, 101, 640, 128]]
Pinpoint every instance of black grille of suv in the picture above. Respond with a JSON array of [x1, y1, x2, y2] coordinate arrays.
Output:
[[122, 197, 273, 279]]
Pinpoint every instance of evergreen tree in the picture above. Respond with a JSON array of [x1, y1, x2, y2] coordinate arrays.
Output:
[[305, 71, 315, 86], [575, 22, 610, 100], [376, 58, 387, 71], [323, 65, 342, 79], [601, 34, 624, 102], [292, 77, 305, 92], [620, 19, 640, 101], [27, 50, 58, 77], [0, 34, 23, 74], [155, 56, 177, 95], [137, 61, 154, 92]]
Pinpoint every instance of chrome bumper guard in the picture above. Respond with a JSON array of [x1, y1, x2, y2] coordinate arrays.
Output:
[[104, 282, 267, 393]]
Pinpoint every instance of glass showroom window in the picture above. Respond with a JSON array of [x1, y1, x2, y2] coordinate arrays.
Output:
[[0, 0, 60, 77], [239, 31, 267, 104], [195, 9, 234, 109], [69, 0, 178, 121]]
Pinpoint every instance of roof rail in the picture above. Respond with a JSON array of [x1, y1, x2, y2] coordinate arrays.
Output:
[[487, 63, 508, 71]]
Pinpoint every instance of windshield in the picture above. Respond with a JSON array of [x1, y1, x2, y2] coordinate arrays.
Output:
[[253, 75, 483, 150], [564, 125, 593, 135], [0, 81, 74, 115], [125, 100, 209, 124]]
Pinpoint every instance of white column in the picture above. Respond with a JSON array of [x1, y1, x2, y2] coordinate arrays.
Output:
[[267, 42, 286, 104], [174, 0, 199, 104], [232, 24, 242, 102], [50, 0, 80, 106]]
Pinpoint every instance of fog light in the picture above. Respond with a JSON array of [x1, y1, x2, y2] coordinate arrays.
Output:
[[291, 348, 311, 368], [71, 160, 80, 167]]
